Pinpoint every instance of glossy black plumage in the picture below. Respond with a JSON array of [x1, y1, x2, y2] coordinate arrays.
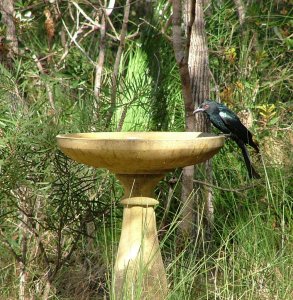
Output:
[[194, 100, 260, 179]]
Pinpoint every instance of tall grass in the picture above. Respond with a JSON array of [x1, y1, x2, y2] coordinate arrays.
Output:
[[82, 160, 292, 300]]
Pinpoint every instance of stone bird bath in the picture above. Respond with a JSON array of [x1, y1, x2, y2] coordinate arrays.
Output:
[[56, 132, 224, 299]]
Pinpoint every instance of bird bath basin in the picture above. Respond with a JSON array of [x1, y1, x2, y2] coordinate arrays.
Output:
[[56, 132, 224, 299]]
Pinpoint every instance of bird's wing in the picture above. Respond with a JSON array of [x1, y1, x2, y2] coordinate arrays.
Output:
[[219, 109, 252, 143], [218, 107, 241, 125], [219, 108, 259, 153], [209, 114, 231, 134]]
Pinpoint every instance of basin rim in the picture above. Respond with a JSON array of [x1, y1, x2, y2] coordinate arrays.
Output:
[[56, 131, 224, 142]]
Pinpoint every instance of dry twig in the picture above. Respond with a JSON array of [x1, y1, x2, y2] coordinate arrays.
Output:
[[105, 0, 131, 127], [33, 54, 56, 112]]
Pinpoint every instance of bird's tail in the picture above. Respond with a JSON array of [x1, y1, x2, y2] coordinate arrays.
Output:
[[235, 138, 261, 179]]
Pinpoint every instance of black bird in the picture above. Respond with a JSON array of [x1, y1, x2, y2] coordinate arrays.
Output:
[[194, 100, 261, 179]]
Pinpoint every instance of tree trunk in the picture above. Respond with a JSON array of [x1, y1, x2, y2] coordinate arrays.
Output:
[[189, 0, 213, 240], [172, 0, 196, 236], [233, 0, 246, 27], [188, 1, 210, 113], [172, 0, 212, 237], [0, 0, 18, 66]]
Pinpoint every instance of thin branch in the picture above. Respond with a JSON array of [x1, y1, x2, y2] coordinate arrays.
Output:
[[61, 19, 95, 65], [98, 0, 120, 40], [0, 230, 22, 262], [140, 18, 172, 42], [71, 1, 101, 27], [94, 14, 107, 101], [209, 67, 220, 101], [162, 15, 173, 40], [159, 176, 180, 231], [117, 104, 128, 131], [106, 0, 131, 127], [13, 209, 51, 268], [19, 199, 29, 300], [193, 179, 256, 194], [116, 82, 141, 131], [32, 54, 56, 112]]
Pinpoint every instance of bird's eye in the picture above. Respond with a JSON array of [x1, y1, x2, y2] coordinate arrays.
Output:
[[204, 104, 209, 109]]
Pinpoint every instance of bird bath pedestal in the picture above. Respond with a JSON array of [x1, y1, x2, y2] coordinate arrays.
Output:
[[56, 132, 224, 299]]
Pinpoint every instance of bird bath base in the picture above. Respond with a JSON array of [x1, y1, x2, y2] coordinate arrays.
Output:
[[114, 174, 167, 299], [56, 132, 224, 299]]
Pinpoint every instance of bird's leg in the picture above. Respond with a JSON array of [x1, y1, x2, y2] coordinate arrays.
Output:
[[221, 133, 232, 139]]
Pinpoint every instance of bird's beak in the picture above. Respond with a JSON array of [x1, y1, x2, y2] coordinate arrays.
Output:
[[193, 107, 204, 114]]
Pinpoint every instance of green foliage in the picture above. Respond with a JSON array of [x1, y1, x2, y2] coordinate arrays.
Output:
[[114, 46, 152, 130]]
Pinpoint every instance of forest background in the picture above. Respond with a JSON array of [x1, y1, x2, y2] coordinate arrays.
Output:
[[0, 0, 292, 299]]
